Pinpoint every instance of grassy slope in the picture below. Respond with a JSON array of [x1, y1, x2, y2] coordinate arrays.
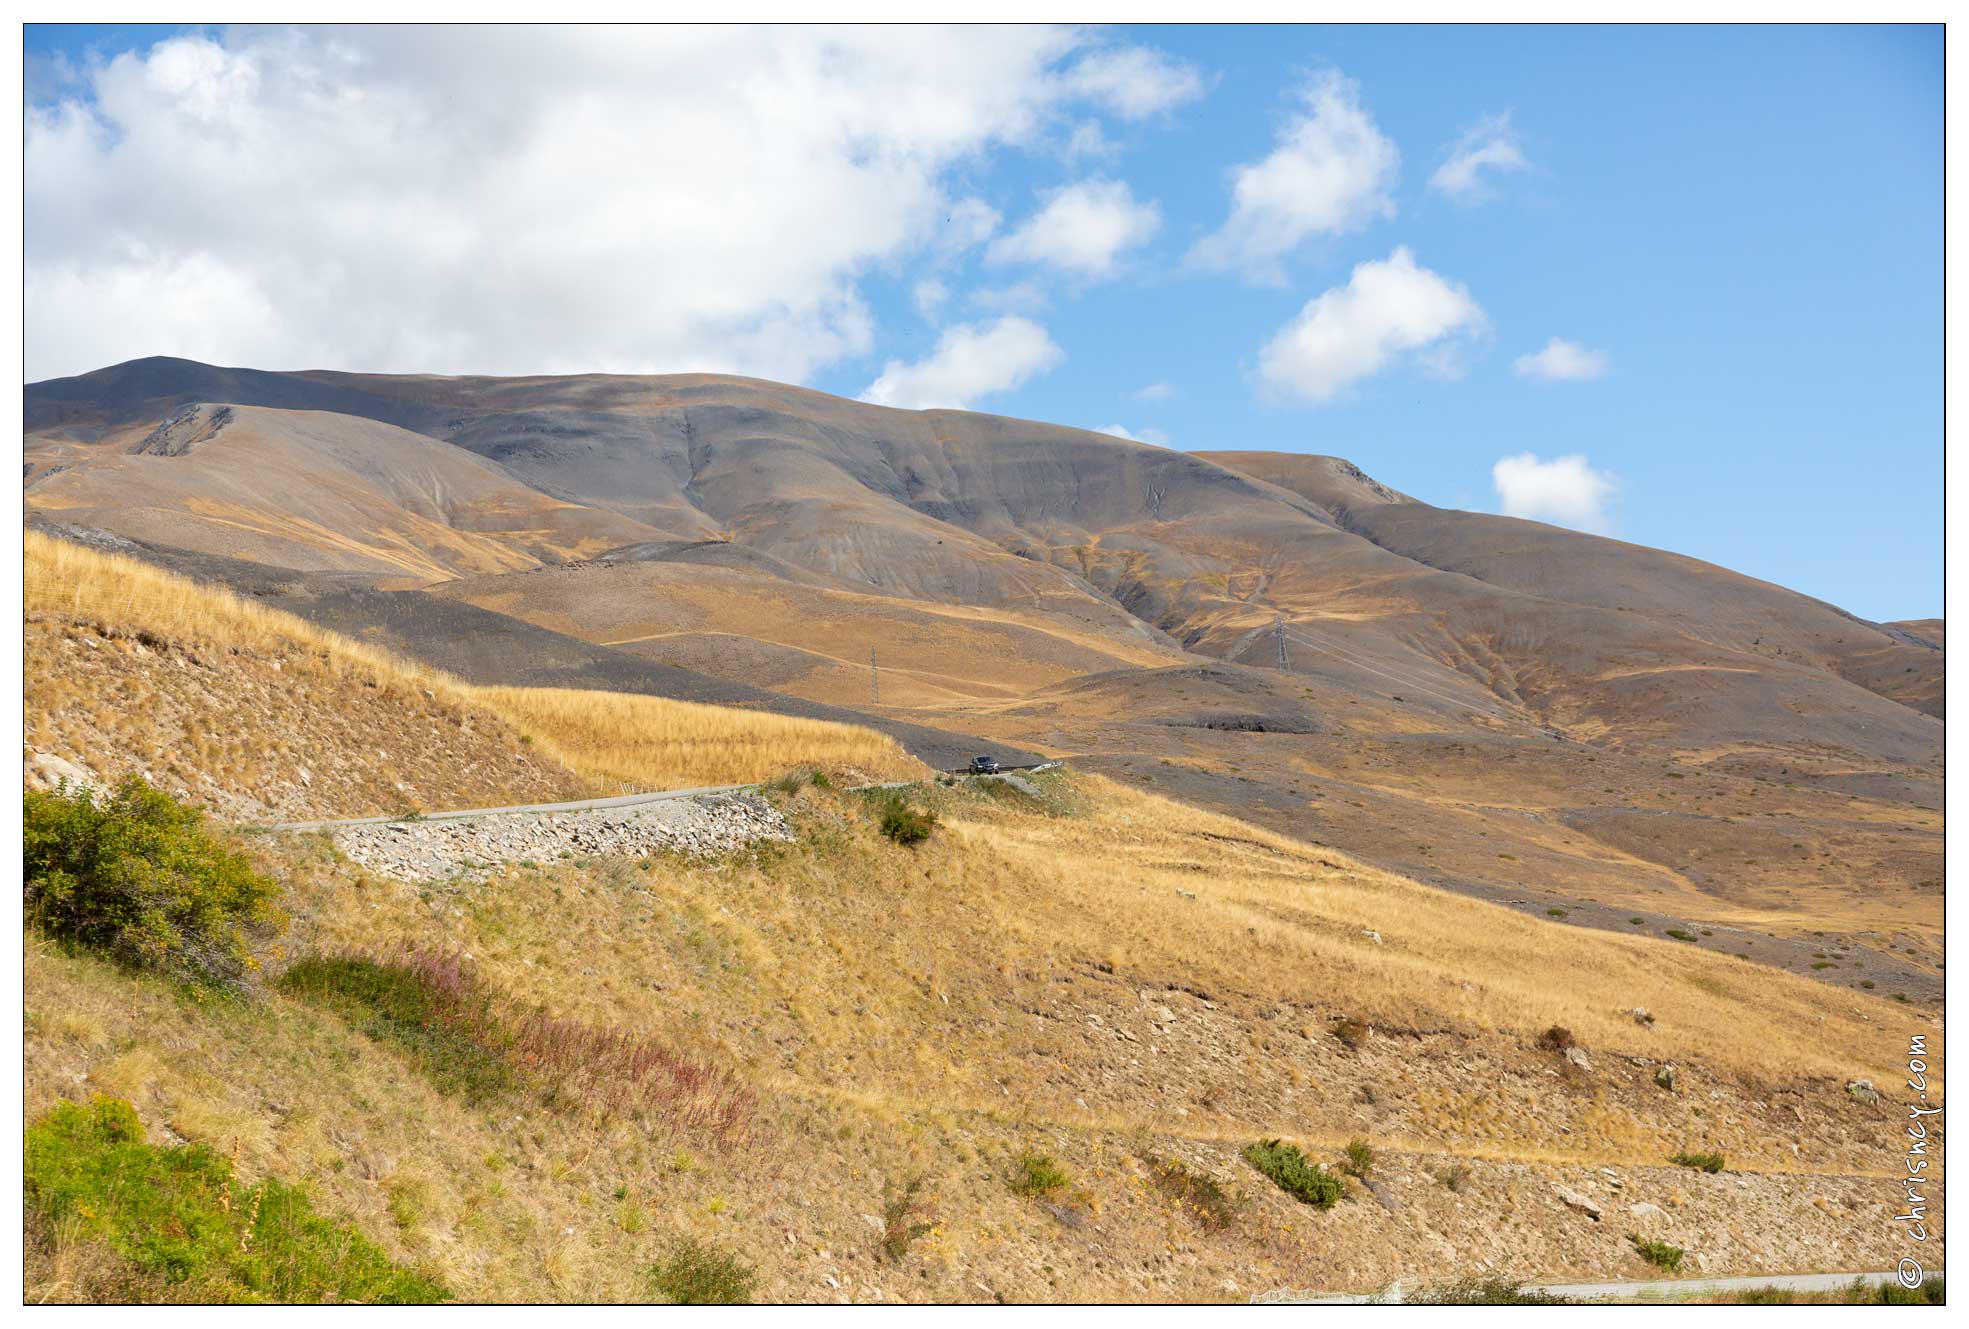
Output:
[[21, 535, 1940, 1300], [25, 769, 1937, 1301], [24, 533, 923, 818]]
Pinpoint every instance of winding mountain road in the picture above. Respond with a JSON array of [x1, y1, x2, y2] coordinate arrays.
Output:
[[268, 763, 1062, 833], [270, 783, 757, 833]]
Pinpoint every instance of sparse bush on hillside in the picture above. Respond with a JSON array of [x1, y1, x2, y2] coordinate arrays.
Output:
[[25, 1095, 447, 1304], [1140, 1153, 1237, 1230], [648, 1236, 756, 1304], [1341, 1137, 1376, 1179], [1538, 1025, 1576, 1052], [1435, 1164, 1471, 1192], [764, 771, 809, 797], [878, 796, 937, 846], [1243, 1139, 1344, 1209], [879, 1176, 936, 1261], [1009, 1152, 1071, 1198], [1668, 1149, 1725, 1173], [1631, 1235, 1685, 1272], [24, 777, 283, 991]]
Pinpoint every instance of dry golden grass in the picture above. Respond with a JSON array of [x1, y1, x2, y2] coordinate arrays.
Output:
[[462, 685, 926, 791], [21, 534, 1939, 1301], [25, 532, 925, 800], [26, 530, 462, 699], [25, 767, 1933, 1302]]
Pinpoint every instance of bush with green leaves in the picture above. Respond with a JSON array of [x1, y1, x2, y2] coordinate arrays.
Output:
[[24, 778, 283, 990], [1009, 1151, 1070, 1198], [1632, 1235, 1684, 1272], [648, 1236, 755, 1304], [25, 1095, 446, 1303], [1668, 1150, 1725, 1173], [877, 795, 936, 846], [1341, 1138, 1376, 1179], [1243, 1139, 1344, 1209]]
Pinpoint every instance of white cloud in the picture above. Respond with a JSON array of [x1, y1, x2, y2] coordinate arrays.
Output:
[[25, 26, 1189, 381], [860, 316, 1063, 410], [1513, 337, 1609, 382], [1189, 71, 1398, 282], [932, 197, 1003, 256], [1063, 119, 1116, 162], [1492, 452, 1617, 533], [1093, 423, 1171, 446], [1063, 46, 1205, 120], [1428, 113, 1528, 201], [988, 178, 1160, 279], [1256, 247, 1486, 403], [970, 280, 1050, 314], [912, 278, 950, 320], [1134, 381, 1175, 401]]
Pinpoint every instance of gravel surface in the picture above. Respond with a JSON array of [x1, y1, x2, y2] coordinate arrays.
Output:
[[328, 791, 791, 880]]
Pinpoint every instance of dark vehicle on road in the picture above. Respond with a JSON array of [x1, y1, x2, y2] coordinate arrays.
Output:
[[968, 755, 1001, 775]]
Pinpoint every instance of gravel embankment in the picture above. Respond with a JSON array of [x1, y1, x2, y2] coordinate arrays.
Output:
[[329, 791, 791, 880]]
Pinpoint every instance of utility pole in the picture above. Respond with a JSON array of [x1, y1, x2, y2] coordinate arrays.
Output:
[[870, 647, 880, 705]]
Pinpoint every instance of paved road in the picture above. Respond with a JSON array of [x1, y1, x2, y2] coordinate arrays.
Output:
[[1273, 1269, 1938, 1304]]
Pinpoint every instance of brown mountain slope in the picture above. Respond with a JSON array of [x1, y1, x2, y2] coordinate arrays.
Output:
[[27, 402, 664, 578], [23, 358, 1942, 980]]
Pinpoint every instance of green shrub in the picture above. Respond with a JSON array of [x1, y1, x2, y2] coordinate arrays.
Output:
[[809, 770, 833, 790], [764, 771, 809, 797], [1009, 1152, 1070, 1198], [1668, 1150, 1725, 1173], [25, 1096, 446, 1303], [1435, 1163, 1471, 1192], [25, 778, 283, 990], [1341, 1137, 1376, 1179], [1243, 1139, 1344, 1209], [649, 1236, 755, 1304], [1412, 1280, 1571, 1305], [1546, 907, 1567, 918], [1665, 929, 1697, 942], [1632, 1235, 1684, 1272], [1141, 1153, 1237, 1230], [877, 796, 936, 846]]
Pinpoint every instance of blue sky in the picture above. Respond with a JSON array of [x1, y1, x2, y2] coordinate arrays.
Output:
[[24, 24, 1942, 619]]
